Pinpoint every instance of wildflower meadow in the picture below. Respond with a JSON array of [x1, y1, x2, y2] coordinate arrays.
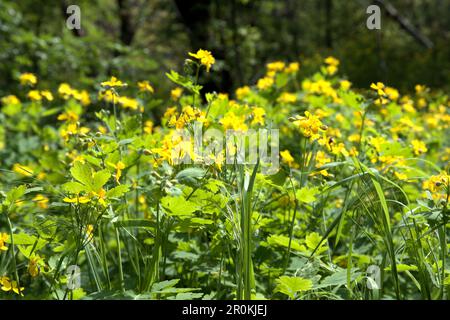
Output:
[[0, 0, 449, 302]]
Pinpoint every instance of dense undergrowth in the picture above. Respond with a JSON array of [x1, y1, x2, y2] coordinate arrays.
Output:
[[0, 51, 449, 300]]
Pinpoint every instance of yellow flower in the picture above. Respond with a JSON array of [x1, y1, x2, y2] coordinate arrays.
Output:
[[257, 77, 274, 90], [28, 254, 42, 278], [118, 96, 139, 110], [375, 97, 389, 105], [12, 163, 34, 177], [138, 81, 154, 93], [277, 92, 297, 104], [171, 88, 183, 101], [33, 194, 49, 209], [284, 62, 300, 74], [41, 90, 54, 101], [19, 73, 37, 86], [411, 139, 427, 156], [58, 111, 79, 123], [101, 76, 126, 88], [385, 87, 399, 100], [98, 89, 118, 103], [27, 90, 42, 101], [314, 151, 331, 176], [403, 102, 416, 113], [63, 196, 91, 204], [1, 95, 20, 106], [189, 49, 215, 72], [394, 171, 408, 181], [58, 83, 74, 98], [219, 111, 247, 132], [111, 161, 126, 184], [163, 107, 178, 120], [324, 57, 340, 75], [144, 120, 154, 134], [415, 84, 426, 94], [325, 56, 340, 66], [0, 233, 9, 251], [86, 224, 94, 241], [340, 80, 352, 90], [370, 82, 386, 96], [423, 172, 449, 194], [290, 111, 327, 141], [236, 86, 251, 100], [79, 90, 91, 106], [266, 61, 285, 72], [1, 277, 24, 296], [369, 136, 387, 153], [251, 107, 265, 126], [417, 98, 427, 109], [280, 150, 295, 167]]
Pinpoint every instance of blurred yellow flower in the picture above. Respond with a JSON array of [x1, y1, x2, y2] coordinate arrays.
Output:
[[285, 62, 300, 74], [267, 61, 285, 72], [251, 107, 265, 126], [277, 92, 297, 104], [41, 90, 54, 101], [280, 150, 295, 167], [236, 86, 251, 100], [411, 139, 427, 155], [28, 254, 42, 277], [171, 87, 183, 100], [101, 76, 126, 88], [19, 73, 37, 86], [370, 82, 386, 96], [0, 233, 9, 251], [27, 90, 42, 101], [257, 77, 274, 90], [138, 81, 154, 93], [12, 163, 34, 176], [340, 80, 352, 90], [33, 194, 49, 209], [189, 49, 215, 72], [58, 111, 79, 123], [1, 95, 20, 105]]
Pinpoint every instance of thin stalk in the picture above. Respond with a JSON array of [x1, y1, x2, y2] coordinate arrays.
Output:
[[115, 227, 124, 292], [6, 214, 21, 296]]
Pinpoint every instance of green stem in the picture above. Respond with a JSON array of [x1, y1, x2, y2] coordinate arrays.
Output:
[[6, 214, 21, 296], [115, 227, 124, 292]]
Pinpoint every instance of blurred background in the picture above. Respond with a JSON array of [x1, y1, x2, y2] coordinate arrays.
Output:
[[0, 0, 449, 97]]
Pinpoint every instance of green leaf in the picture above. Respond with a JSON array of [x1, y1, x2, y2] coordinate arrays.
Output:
[[7, 233, 47, 251], [151, 279, 180, 292], [166, 70, 202, 94], [267, 234, 304, 252], [62, 181, 86, 193], [295, 186, 319, 204], [315, 269, 361, 289], [106, 185, 130, 198], [70, 161, 93, 188], [175, 168, 206, 186], [161, 195, 198, 216], [6, 185, 27, 204], [305, 232, 327, 254], [275, 276, 313, 299], [92, 170, 111, 192]]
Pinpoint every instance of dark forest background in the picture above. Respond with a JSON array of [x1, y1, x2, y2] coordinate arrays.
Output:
[[0, 0, 449, 97]]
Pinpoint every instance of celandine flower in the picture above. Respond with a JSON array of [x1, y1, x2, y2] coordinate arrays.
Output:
[[19, 73, 37, 86], [0, 233, 9, 251], [138, 81, 154, 93], [101, 76, 126, 88], [189, 49, 215, 72]]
